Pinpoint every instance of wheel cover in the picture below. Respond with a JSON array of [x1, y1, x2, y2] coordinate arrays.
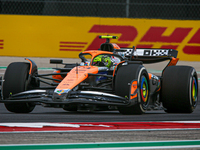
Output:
[[191, 77, 198, 105], [141, 76, 148, 102]]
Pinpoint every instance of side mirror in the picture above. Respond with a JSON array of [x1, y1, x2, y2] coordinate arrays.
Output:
[[50, 59, 63, 64]]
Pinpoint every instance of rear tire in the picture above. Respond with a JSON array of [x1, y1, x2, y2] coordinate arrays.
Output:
[[161, 66, 198, 113], [3, 62, 36, 113], [115, 63, 150, 115]]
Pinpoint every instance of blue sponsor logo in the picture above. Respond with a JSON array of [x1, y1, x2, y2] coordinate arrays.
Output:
[[54, 89, 70, 94]]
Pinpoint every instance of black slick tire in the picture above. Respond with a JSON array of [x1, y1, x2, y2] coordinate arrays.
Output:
[[3, 62, 35, 113], [115, 63, 150, 115], [161, 66, 198, 113]]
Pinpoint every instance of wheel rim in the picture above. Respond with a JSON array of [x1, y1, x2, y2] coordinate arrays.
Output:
[[191, 77, 198, 105], [140, 76, 148, 103]]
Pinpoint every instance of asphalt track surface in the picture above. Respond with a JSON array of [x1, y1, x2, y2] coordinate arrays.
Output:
[[0, 57, 200, 149]]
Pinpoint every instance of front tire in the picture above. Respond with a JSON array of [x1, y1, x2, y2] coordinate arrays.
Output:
[[3, 62, 36, 113], [115, 63, 150, 115], [161, 66, 198, 113]]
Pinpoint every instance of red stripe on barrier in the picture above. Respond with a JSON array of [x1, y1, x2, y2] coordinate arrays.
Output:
[[0, 122, 200, 133], [60, 45, 85, 48], [59, 49, 82, 51], [60, 42, 87, 44]]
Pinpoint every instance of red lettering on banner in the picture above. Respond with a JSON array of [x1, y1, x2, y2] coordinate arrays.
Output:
[[136, 44, 153, 48], [89, 25, 137, 41], [188, 28, 200, 44], [85, 25, 200, 56], [116, 43, 130, 48], [184, 28, 200, 54], [0, 40, 4, 49], [183, 46, 200, 54], [86, 25, 137, 50], [140, 27, 192, 43], [59, 41, 87, 51], [160, 45, 178, 49], [136, 45, 178, 49], [86, 36, 106, 50]]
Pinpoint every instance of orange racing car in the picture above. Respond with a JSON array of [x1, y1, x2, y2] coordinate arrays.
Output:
[[0, 36, 198, 114]]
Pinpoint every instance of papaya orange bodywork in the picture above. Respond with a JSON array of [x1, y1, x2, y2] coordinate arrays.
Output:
[[148, 73, 152, 80], [25, 58, 32, 75], [55, 50, 115, 91], [167, 57, 179, 67], [52, 70, 63, 83], [112, 43, 120, 49], [130, 80, 138, 99], [56, 66, 98, 90], [112, 61, 125, 76]]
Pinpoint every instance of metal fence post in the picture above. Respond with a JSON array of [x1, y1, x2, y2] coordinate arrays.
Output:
[[126, 0, 129, 18]]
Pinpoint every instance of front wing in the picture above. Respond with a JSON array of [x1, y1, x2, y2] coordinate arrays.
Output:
[[0, 90, 137, 107]]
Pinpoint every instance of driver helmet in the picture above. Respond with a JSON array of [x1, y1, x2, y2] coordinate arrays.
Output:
[[93, 55, 112, 68]]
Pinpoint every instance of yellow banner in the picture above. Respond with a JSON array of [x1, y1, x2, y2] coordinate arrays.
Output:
[[0, 15, 200, 61]]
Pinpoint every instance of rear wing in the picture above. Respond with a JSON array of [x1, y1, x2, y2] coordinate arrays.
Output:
[[116, 48, 178, 63], [97, 35, 178, 66]]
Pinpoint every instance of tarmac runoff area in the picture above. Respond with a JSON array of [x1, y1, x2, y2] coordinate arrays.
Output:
[[0, 56, 200, 79]]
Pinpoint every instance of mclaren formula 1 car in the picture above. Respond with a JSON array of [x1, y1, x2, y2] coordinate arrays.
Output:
[[0, 36, 198, 114]]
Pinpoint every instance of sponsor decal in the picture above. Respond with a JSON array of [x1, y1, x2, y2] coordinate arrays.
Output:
[[67, 79, 74, 81], [59, 41, 87, 51], [96, 71, 108, 81], [86, 25, 137, 50], [1, 15, 199, 61], [151, 74, 159, 80], [98, 67, 108, 71], [143, 49, 168, 56], [80, 82, 90, 85], [54, 89, 70, 94], [85, 25, 200, 56], [0, 39, 4, 49], [140, 27, 192, 43], [55, 89, 64, 94]]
